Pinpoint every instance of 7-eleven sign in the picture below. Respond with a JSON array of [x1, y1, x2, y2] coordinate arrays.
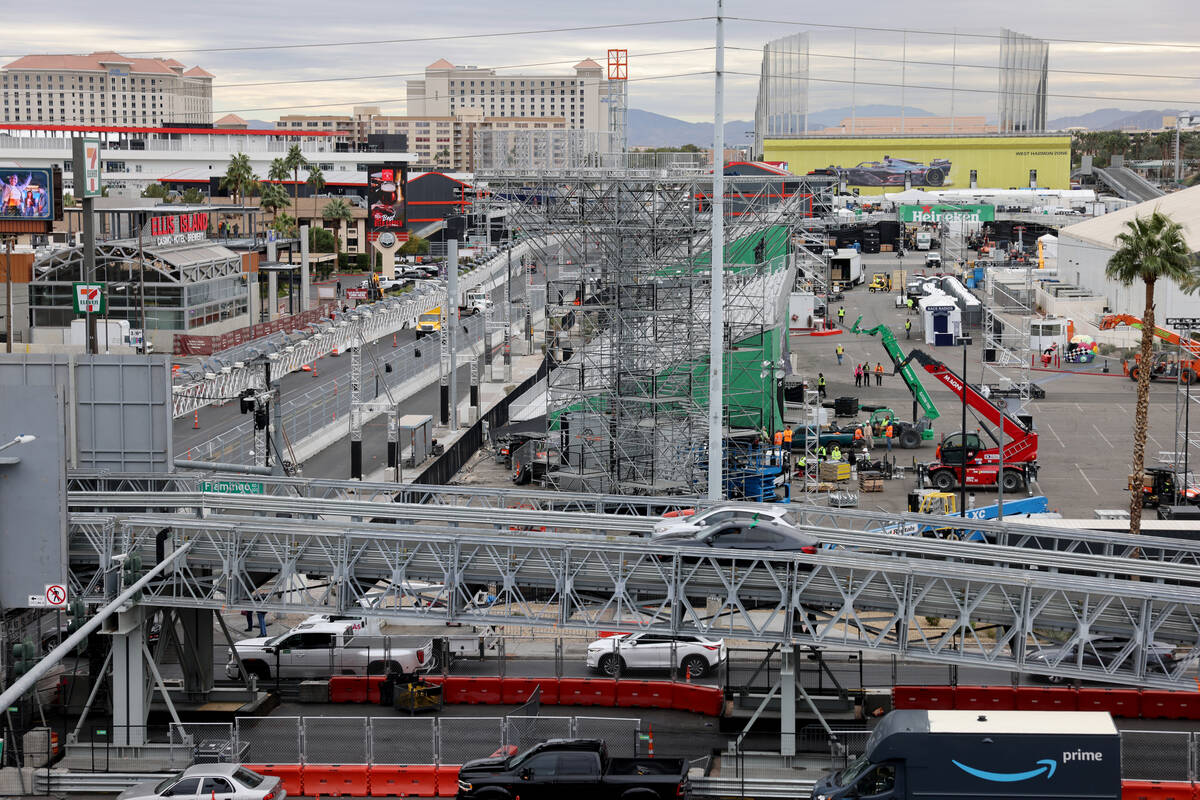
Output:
[[73, 282, 105, 313]]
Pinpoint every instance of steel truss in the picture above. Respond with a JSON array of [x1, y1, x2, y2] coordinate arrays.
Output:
[[982, 264, 1035, 412], [476, 169, 831, 495], [68, 512, 1200, 687]]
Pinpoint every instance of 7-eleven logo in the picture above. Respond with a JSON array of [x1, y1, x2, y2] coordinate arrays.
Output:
[[75, 283, 103, 313]]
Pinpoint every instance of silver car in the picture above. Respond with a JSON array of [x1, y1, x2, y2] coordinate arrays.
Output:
[[118, 765, 283, 800]]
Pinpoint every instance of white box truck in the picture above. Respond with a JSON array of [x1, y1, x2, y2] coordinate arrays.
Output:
[[830, 249, 864, 287]]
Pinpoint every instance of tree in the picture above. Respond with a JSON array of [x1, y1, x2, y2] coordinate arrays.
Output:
[[142, 183, 169, 200], [283, 144, 308, 218], [63, 192, 75, 207], [434, 148, 451, 168], [1106, 210, 1196, 535], [219, 153, 256, 203], [181, 187, 205, 204], [321, 197, 353, 256], [308, 225, 337, 253], [271, 212, 297, 238], [399, 234, 429, 256], [307, 164, 326, 196], [259, 183, 291, 225]]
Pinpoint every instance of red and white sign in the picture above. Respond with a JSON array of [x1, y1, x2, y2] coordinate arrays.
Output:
[[45, 584, 68, 607], [149, 212, 209, 245], [345, 288, 369, 300]]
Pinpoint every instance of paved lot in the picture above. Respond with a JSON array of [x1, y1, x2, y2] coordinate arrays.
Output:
[[792, 252, 1188, 519]]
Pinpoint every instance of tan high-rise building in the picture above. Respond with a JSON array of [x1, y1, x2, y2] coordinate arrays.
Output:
[[1, 51, 212, 126]]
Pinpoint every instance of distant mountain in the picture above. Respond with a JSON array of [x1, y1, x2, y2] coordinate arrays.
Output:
[[627, 105, 935, 148], [246, 119, 277, 129], [1048, 108, 1182, 131]]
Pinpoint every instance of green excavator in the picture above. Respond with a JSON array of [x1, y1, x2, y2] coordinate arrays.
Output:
[[850, 315, 941, 445]]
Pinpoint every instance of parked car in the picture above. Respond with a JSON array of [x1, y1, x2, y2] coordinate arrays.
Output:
[[225, 621, 431, 680], [586, 632, 725, 678], [1025, 634, 1181, 683], [117, 765, 282, 800], [651, 502, 790, 538], [650, 519, 821, 553], [456, 739, 687, 800]]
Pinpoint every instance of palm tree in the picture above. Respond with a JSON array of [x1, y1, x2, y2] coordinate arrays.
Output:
[[1106, 210, 1196, 535], [321, 197, 353, 259], [283, 144, 308, 221], [220, 153, 258, 237], [307, 164, 326, 196], [260, 183, 292, 230]]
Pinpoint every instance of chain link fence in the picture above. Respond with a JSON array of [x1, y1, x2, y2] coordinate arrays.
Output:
[[303, 716, 370, 765], [169, 722, 240, 765], [1122, 730, 1194, 781], [438, 717, 507, 765], [370, 718, 437, 765], [236, 716, 301, 764], [503, 716, 572, 753], [574, 717, 640, 758]]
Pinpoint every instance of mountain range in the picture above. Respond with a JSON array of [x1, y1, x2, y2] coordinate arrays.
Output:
[[1045, 108, 1183, 131], [627, 106, 935, 148]]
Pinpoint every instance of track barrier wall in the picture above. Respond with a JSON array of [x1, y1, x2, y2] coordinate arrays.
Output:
[[893, 685, 1200, 720]]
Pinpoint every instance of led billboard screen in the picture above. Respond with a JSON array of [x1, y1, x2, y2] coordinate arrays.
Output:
[[367, 163, 407, 234], [0, 168, 54, 221]]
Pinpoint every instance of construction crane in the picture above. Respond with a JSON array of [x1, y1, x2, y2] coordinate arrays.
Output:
[[909, 349, 1039, 492], [850, 315, 940, 422], [1099, 313, 1200, 383]]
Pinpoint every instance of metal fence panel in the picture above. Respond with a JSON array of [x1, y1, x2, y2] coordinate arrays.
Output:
[[574, 717, 640, 758], [236, 716, 301, 765], [828, 730, 873, 770], [504, 716, 571, 753], [1121, 731, 1192, 781], [371, 718, 436, 765], [170, 722, 239, 765], [438, 717, 505, 765], [304, 716, 369, 764]]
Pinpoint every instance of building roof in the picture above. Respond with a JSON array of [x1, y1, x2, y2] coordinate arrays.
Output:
[[215, 114, 246, 126], [0, 122, 344, 137], [183, 66, 214, 78], [2, 51, 200, 76], [574, 58, 602, 70], [427, 58, 456, 70], [1059, 184, 1200, 252]]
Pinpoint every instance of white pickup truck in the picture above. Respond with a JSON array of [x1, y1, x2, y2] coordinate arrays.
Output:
[[225, 621, 432, 681]]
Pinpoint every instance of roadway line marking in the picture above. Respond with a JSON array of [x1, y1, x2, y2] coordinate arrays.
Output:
[[1148, 433, 1162, 448], [1075, 402, 1086, 414], [1044, 421, 1066, 448], [1076, 464, 1100, 495], [1092, 424, 1114, 448], [1115, 404, 1128, 415]]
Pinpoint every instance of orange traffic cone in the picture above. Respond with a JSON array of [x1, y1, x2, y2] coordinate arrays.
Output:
[[193, 410, 199, 429], [392, 333, 397, 347]]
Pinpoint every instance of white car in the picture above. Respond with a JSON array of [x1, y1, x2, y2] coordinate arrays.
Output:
[[586, 633, 726, 678], [651, 503, 790, 539], [117, 765, 283, 800]]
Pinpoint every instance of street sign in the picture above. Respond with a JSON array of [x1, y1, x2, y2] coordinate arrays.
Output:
[[1166, 318, 1200, 328], [72, 282, 105, 313], [45, 584, 67, 607], [198, 479, 265, 495], [346, 288, 369, 300], [79, 137, 102, 198]]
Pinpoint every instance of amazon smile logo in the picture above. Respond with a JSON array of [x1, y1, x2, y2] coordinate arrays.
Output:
[[952, 759, 1057, 782]]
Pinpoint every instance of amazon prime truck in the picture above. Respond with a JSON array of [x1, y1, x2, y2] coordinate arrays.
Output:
[[812, 710, 1120, 800]]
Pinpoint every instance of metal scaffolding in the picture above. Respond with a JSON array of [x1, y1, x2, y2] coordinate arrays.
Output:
[[474, 166, 832, 496], [982, 263, 1035, 412]]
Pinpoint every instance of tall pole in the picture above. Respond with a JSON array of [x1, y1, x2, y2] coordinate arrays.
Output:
[[707, 0, 725, 501], [1175, 117, 1183, 185], [504, 242, 513, 381], [960, 339, 968, 517], [74, 138, 98, 355], [4, 237, 11, 354], [138, 225, 148, 354], [448, 238, 459, 431]]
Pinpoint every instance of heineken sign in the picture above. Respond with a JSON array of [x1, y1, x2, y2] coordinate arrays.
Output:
[[900, 204, 995, 223]]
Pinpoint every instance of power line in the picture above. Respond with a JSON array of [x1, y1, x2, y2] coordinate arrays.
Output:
[[726, 17, 1200, 51], [733, 70, 1200, 107], [725, 44, 1200, 83], [213, 71, 711, 115], [0, 17, 713, 59]]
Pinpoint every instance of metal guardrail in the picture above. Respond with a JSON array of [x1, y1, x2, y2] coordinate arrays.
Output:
[[35, 771, 169, 793], [690, 776, 816, 798]]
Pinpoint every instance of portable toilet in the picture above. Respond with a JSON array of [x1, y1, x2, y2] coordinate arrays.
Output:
[[920, 292, 963, 346]]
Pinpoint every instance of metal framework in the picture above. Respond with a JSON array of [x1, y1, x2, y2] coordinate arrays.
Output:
[[982, 263, 1035, 411], [64, 509, 1200, 687], [475, 169, 831, 496]]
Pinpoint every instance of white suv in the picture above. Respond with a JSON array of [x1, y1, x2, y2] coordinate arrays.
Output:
[[651, 503, 790, 539], [586, 633, 726, 678]]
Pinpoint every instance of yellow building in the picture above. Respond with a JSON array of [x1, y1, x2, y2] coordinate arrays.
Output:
[[764, 134, 1071, 191]]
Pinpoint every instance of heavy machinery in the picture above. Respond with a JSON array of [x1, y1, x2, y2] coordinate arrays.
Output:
[[867, 273, 890, 293], [1099, 314, 1200, 383], [1137, 466, 1200, 508], [850, 316, 940, 438], [909, 349, 1039, 492]]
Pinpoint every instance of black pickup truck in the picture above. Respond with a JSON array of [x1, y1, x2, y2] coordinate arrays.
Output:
[[455, 739, 689, 800]]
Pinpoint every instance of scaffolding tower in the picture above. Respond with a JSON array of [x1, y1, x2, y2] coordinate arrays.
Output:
[[982, 261, 1035, 412], [474, 165, 834, 495]]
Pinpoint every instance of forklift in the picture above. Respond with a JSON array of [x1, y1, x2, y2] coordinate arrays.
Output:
[[1136, 467, 1200, 508]]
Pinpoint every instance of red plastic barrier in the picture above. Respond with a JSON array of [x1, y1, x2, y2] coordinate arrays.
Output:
[[670, 684, 722, 716], [1122, 780, 1195, 800], [501, 677, 559, 705], [305, 765, 369, 797], [559, 678, 617, 706], [329, 676, 369, 704], [892, 686, 955, 710], [435, 766, 461, 798], [369, 765, 438, 797], [1016, 687, 1079, 711], [244, 765, 303, 797], [1140, 691, 1200, 720], [617, 680, 673, 710], [367, 675, 386, 705], [1078, 688, 1141, 717], [443, 676, 503, 704], [954, 685, 1016, 711]]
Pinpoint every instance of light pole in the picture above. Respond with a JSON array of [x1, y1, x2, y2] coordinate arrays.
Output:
[[958, 335, 970, 518], [0, 434, 36, 453]]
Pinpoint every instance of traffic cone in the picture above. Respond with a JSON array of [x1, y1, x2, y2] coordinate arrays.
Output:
[[193, 410, 199, 430], [392, 333, 397, 347], [647, 723, 654, 758]]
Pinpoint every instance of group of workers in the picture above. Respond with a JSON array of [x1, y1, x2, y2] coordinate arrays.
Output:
[[855, 362, 886, 387]]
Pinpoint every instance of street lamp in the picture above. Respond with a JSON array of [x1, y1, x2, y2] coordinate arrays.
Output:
[[957, 335, 972, 518], [0, 434, 36, 453]]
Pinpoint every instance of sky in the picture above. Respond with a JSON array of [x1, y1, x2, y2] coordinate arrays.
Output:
[[4, 0, 1199, 123]]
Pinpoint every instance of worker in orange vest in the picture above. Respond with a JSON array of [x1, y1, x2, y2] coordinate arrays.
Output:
[[773, 431, 783, 446], [782, 427, 793, 446], [885, 423, 894, 453], [875, 362, 885, 386]]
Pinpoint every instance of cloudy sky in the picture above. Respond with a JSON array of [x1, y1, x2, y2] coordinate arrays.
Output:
[[5, 0, 1198, 123]]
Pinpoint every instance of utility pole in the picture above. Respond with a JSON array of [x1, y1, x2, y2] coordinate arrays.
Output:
[[707, 0, 726, 501], [350, 319, 364, 479], [504, 242, 513, 382], [137, 225, 148, 354], [73, 138, 99, 355], [448, 238, 459, 431], [4, 237, 12, 354]]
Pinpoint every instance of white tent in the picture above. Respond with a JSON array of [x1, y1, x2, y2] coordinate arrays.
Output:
[[1038, 233, 1058, 259]]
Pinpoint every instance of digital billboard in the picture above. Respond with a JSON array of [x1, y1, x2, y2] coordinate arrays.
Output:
[[367, 163, 407, 234], [763, 135, 1071, 192], [0, 168, 54, 221]]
